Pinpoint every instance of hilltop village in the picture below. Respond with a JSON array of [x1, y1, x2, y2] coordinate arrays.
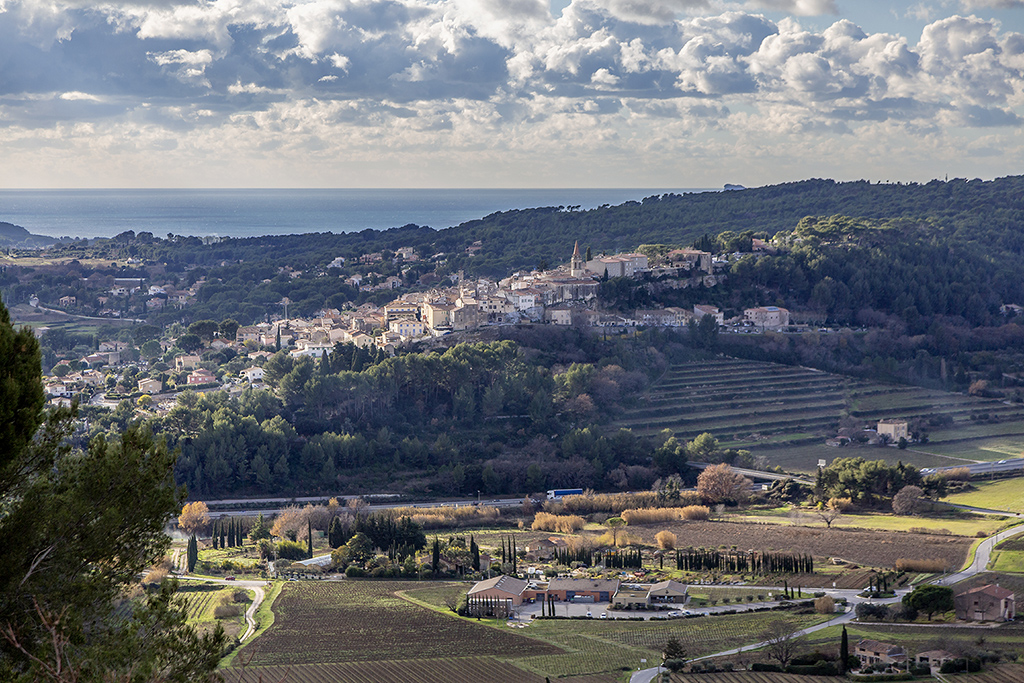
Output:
[[34, 240, 795, 405]]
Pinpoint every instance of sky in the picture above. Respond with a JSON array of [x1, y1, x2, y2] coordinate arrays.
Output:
[[0, 0, 1022, 189]]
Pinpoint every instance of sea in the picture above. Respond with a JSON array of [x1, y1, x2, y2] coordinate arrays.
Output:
[[0, 188, 711, 240]]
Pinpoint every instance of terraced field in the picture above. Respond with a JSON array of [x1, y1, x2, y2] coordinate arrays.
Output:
[[618, 358, 1024, 471]]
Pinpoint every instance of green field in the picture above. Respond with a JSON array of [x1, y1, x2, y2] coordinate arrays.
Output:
[[617, 358, 1024, 473], [943, 478, 1024, 513], [726, 506, 1008, 537], [803, 621, 1024, 658], [516, 612, 827, 679]]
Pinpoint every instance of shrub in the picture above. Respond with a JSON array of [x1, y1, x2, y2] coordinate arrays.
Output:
[[531, 512, 586, 533], [345, 565, 366, 577], [622, 508, 674, 524], [680, 505, 711, 520], [554, 491, 702, 515], [142, 567, 168, 587], [655, 530, 677, 550], [663, 659, 686, 672], [895, 558, 946, 572], [276, 540, 309, 561], [752, 662, 783, 672], [940, 658, 981, 674], [814, 595, 835, 614], [213, 604, 241, 618]]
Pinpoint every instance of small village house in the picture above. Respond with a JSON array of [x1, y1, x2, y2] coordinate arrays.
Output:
[[915, 650, 956, 672], [137, 378, 163, 394], [175, 354, 201, 371], [955, 584, 1015, 621], [855, 639, 906, 668]]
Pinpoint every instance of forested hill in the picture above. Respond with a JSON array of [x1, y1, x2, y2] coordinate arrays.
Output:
[[44, 175, 1024, 278], [0, 221, 59, 248]]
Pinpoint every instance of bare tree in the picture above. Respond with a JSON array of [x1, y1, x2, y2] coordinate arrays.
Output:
[[696, 463, 752, 504], [762, 619, 803, 667], [892, 485, 924, 516], [813, 497, 849, 528]]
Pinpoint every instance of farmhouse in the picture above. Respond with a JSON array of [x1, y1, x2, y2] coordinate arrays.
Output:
[[467, 575, 528, 606], [855, 639, 906, 667], [546, 578, 620, 603], [954, 584, 1016, 622], [877, 419, 909, 442]]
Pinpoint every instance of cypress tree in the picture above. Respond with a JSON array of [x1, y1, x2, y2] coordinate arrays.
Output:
[[432, 537, 440, 573], [227, 519, 234, 548], [187, 534, 198, 573], [840, 625, 849, 673], [308, 519, 313, 558]]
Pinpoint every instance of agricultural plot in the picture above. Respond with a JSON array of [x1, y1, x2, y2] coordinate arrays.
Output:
[[667, 673, 846, 683], [625, 520, 971, 573], [990, 536, 1024, 572], [618, 357, 1024, 471], [517, 612, 827, 679], [803, 622, 1024, 658], [221, 656, 550, 683], [943, 478, 1024, 513], [177, 585, 229, 621], [944, 663, 1024, 682], [726, 508, 1006, 537], [233, 581, 562, 667]]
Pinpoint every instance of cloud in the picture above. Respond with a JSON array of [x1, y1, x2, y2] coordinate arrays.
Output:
[[0, 0, 1023, 187], [960, 0, 1024, 8]]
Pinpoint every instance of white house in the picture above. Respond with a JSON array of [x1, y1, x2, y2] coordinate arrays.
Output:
[[241, 367, 265, 383]]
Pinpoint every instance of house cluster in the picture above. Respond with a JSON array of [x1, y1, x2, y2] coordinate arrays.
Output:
[[288, 242, 742, 343], [466, 574, 688, 612], [45, 274, 201, 317], [853, 585, 1016, 674]]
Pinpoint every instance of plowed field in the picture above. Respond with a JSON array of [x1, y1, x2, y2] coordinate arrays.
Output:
[[235, 581, 562, 666], [631, 520, 971, 572]]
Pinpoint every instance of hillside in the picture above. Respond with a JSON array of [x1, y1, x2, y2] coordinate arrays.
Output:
[[616, 356, 1024, 472], [0, 221, 59, 248]]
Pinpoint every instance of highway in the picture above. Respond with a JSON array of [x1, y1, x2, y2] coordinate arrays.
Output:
[[920, 457, 1024, 478]]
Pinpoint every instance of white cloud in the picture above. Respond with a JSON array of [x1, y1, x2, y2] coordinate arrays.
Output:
[[0, 0, 1022, 187]]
